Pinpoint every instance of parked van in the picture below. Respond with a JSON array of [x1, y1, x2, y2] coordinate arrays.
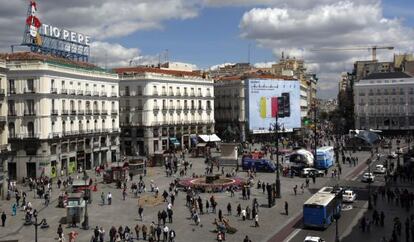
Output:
[[241, 158, 276, 172]]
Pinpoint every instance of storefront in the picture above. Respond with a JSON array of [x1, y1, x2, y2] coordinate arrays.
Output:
[[76, 151, 85, 171]]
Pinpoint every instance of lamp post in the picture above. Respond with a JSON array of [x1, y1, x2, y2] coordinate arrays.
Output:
[[82, 171, 89, 230], [334, 212, 340, 242], [33, 211, 46, 242], [367, 158, 373, 210], [275, 115, 281, 199]]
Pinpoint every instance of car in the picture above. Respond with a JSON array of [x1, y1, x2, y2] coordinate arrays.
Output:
[[361, 172, 375, 183], [343, 189, 357, 202], [388, 152, 397, 159], [304, 236, 325, 242], [374, 164, 386, 174], [301, 168, 325, 177]]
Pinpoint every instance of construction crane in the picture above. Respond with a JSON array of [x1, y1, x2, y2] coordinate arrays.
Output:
[[310, 46, 394, 61]]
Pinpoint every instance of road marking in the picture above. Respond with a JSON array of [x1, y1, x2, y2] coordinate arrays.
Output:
[[285, 229, 301, 242]]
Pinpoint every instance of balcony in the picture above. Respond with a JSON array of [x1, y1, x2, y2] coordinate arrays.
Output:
[[111, 92, 117, 97], [50, 88, 58, 94], [101, 109, 108, 115], [184, 92, 188, 96], [24, 88, 36, 94], [62, 110, 69, 115], [206, 92, 212, 97], [135, 106, 143, 111], [77, 90, 84, 95], [24, 110, 36, 116], [152, 91, 159, 96], [153, 106, 160, 111], [93, 110, 100, 115], [190, 92, 195, 97], [176, 92, 181, 96], [61, 88, 68, 94], [51, 109, 58, 116], [0, 89, 4, 97], [69, 89, 76, 95], [52, 132, 60, 138], [93, 91, 99, 96], [169, 92, 174, 96], [161, 92, 167, 96], [8, 88, 16, 94], [22, 133, 39, 139], [85, 91, 91, 96], [0, 116, 6, 123], [100, 92, 107, 97], [78, 110, 85, 115], [111, 109, 117, 115], [70, 110, 77, 115]]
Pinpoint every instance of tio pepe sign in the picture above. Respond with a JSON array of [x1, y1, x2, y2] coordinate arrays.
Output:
[[41, 24, 90, 46]]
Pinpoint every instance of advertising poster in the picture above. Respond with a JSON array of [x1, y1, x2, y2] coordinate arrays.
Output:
[[247, 79, 301, 133]]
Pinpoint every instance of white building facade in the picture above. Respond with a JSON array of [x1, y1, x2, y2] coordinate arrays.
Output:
[[5, 53, 120, 180], [0, 60, 8, 198], [116, 67, 215, 156], [354, 72, 414, 131]]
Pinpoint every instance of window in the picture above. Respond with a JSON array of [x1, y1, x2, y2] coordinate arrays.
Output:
[[8, 122, 15, 138], [198, 100, 202, 110], [8, 79, 15, 93], [62, 80, 65, 88], [51, 79, 55, 88], [137, 86, 142, 95], [27, 122, 34, 137], [26, 79, 34, 92], [125, 86, 130, 96]]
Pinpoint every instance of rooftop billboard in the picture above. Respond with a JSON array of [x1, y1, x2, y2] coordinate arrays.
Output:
[[247, 79, 301, 133]]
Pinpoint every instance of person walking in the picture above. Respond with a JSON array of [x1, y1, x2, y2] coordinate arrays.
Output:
[[107, 192, 112, 205], [241, 209, 246, 221], [285, 201, 289, 215], [1, 212, 6, 226], [142, 225, 148, 240], [134, 224, 140, 240], [227, 203, 232, 215], [138, 205, 144, 221], [254, 214, 259, 227], [99, 227, 105, 242], [293, 185, 297, 195], [163, 225, 169, 242], [101, 192, 105, 205]]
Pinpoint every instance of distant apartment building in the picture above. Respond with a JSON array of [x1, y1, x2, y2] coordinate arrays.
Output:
[[209, 63, 252, 78], [215, 74, 298, 142], [354, 72, 414, 131], [270, 56, 317, 118], [115, 65, 215, 156], [3, 52, 120, 180], [0, 60, 8, 199]]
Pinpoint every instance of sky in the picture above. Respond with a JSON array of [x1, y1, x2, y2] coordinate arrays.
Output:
[[0, 0, 414, 99]]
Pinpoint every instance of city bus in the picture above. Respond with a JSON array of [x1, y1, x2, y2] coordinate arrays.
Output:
[[315, 146, 334, 170], [303, 191, 341, 229]]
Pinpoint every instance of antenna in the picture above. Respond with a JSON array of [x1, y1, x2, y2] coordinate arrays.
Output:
[[248, 43, 251, 64]]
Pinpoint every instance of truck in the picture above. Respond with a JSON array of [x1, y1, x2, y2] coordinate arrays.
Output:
[[316, 146, 334, 170], [241, 158, 276, 172]]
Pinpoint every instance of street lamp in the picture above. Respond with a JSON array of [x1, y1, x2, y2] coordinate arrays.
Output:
[[274, 118, 281, 199], [333, 212, 340, 242], [367, 158, 373, 210], [82, 171, 89, 230], [33, 211, 47, 242]]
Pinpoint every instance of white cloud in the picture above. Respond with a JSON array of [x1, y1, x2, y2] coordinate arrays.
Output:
[[254, 62, 275, 68], [239, 0, 414, 98]]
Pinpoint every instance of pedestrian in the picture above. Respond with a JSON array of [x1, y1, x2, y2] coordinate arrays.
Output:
[[11, 203, 16, 216], [301, 183, 304, 194], [243, 235, 252, 242], [163, 225, 169, 242], [134, 224, 140, 240], [138, 205, 144, 221], [237, 204, 241, 217], [57, 224, 64, 240], [293, 185, 297, 195], [218, 209, 223, 221], [227, 203, 232, 215], [99, 227, 105, 242], [101, 192, 105, 205], [241, 209, 246, 221], [168, 229, 175, 242], [122, 189, 127, 200], [107, 192, 112, 205], [142, 225, 148, 240], [1, 212, 6, 226], [254, 214, 259, 227], [284, 201, 288, 215]]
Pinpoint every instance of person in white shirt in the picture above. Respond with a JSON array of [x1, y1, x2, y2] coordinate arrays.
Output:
[[107, 192, 112, 205], [241, 209, 246, 221], [163, 225, 169, 241]]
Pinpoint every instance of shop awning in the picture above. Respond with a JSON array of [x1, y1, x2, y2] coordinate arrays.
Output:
[[198, 134, 221, 142], [169, 137, 180, 145], [197, 143, 207, 147]]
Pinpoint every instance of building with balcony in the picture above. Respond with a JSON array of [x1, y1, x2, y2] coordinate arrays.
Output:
[[0, 60, 8, 199], [115, 66, 215, 156], [354, 72, 414, 131], [2, 52, 120, 180]]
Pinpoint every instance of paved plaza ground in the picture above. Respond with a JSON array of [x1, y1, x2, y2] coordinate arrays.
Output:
[[0, 146, 394, 242]]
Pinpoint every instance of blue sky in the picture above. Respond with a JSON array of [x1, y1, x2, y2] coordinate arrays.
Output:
[[114, 7, 273, 68], [1, 0, 414, 98]]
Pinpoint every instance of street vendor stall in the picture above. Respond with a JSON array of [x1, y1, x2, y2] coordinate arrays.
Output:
[[66, 193, 85, 225], [103, 162, 128, 184]]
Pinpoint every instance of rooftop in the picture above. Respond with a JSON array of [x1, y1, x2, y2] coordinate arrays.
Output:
[[114, 66, 204, 78], [0, 52, 108, 72], [362, 72, 412, 80], [216, 73, 296, 82]]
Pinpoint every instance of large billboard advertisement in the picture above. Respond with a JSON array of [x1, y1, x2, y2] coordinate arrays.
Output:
[[247, 79, 301, 133]]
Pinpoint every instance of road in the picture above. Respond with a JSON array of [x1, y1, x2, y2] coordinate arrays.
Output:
[[286, 150, 390, 242]]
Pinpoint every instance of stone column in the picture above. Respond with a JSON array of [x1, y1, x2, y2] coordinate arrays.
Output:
[[2, 159, 8, 200]]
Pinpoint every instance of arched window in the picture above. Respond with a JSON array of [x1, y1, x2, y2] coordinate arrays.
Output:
[[112, 119, 116, 129], [62, 121, 66, 134]]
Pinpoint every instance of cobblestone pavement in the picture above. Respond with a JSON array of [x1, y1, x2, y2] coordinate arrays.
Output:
[[0, 147, 375, 242]]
